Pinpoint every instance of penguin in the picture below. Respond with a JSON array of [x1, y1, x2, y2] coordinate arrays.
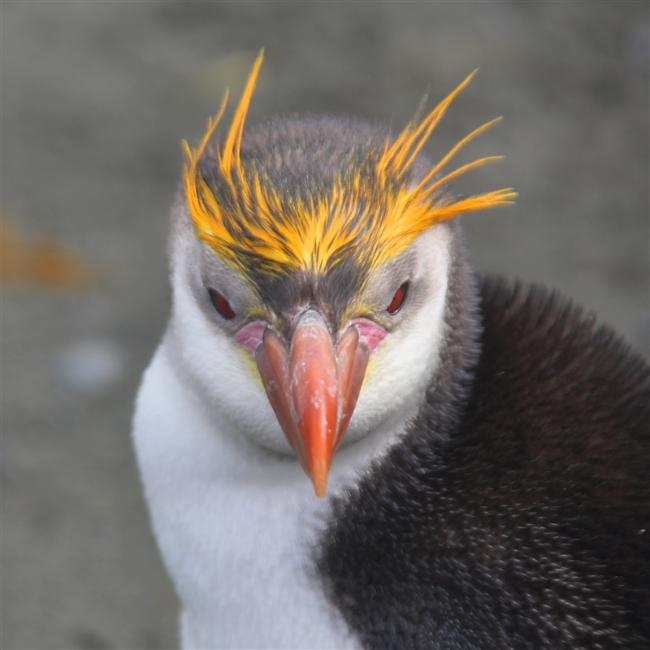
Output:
[[132, 51, 650, 649]]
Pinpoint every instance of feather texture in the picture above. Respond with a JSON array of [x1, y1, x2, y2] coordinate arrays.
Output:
[[182, 52, 516, 279]]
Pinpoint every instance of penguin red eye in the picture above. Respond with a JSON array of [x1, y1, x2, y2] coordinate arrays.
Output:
[[386, 282, 409, 315], [209, 288, 236, 320]]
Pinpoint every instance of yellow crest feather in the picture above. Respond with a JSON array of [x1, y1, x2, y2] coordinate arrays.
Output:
[[182, 51, 516, 278]]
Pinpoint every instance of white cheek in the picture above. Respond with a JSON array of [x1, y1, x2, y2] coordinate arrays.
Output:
[[345, 227, 451, 441], [170, 266, 293, 454]]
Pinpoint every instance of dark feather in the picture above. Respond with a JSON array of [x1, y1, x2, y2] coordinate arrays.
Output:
[[317, 278, 650, 650]]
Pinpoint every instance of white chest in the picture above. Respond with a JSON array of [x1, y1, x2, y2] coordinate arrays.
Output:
[[132, 346, 394, 649]]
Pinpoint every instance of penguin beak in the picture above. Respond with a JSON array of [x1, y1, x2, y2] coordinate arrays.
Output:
[[255, 310, 369, 497]]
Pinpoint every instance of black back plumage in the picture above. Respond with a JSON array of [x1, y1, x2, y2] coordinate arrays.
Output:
[[317, 278, 650, 650]]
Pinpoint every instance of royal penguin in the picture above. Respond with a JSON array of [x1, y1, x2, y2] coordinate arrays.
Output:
[[132, 52, 650, 649]]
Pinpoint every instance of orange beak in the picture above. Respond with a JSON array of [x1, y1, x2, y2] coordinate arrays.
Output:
[[255, 310, 369, 496]]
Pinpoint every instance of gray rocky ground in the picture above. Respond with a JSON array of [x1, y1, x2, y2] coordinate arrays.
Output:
[[1, 2, 648, 649]]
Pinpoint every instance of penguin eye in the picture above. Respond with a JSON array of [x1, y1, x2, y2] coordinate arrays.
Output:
[[386, 282, 409, 315], [208, 288, 236, 320]]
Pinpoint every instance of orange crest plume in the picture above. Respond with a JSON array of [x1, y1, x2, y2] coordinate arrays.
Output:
[[183, 51, 516, 278]]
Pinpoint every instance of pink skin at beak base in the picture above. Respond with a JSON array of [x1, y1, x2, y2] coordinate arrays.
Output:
[[233, 320, 268, 353], [234, 317, 387, 356], [350, 317, 387, 353]]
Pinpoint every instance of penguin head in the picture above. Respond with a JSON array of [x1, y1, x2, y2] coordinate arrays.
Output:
[[168, 51, 515, 495]]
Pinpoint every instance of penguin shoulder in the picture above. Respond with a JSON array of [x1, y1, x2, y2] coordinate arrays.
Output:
[[474, 277, 650, 455]]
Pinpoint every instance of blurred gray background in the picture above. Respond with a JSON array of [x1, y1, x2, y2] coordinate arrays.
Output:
[[1, 2, 648, 649]]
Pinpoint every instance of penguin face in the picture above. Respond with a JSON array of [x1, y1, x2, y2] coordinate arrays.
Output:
[[169, 53, 513, 494], [169, 206, 452, 495]]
